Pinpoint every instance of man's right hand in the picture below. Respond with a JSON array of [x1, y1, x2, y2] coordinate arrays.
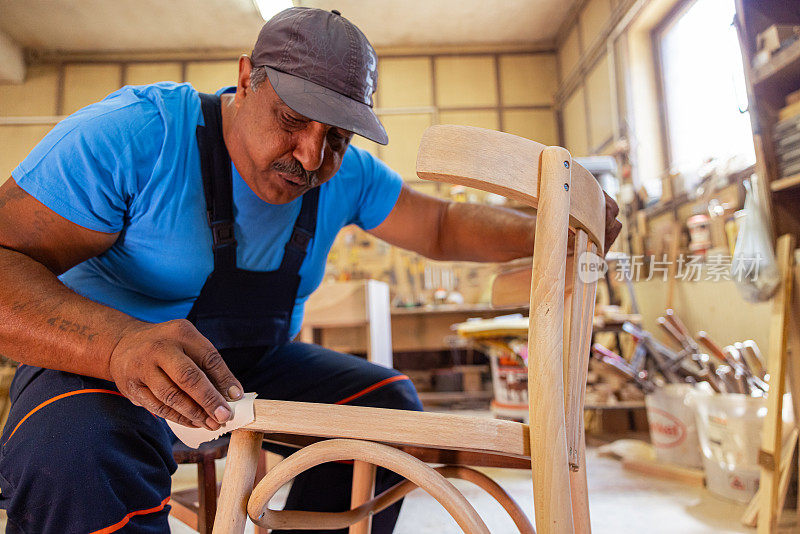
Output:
[[109, 319, 244, 430]]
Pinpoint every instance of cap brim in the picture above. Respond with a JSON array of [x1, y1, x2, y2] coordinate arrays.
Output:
[[265, 67, 388, 145]]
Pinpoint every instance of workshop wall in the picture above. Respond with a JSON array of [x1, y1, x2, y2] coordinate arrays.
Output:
[[0, 47, 558, 307], [632, 278, 771, 352], [0, 49, 558, 187], [555, 0, 630, 157], [0, 58, 240, 179], [553, 0, 772, 351]]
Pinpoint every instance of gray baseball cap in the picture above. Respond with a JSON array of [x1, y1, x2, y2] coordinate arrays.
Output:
[[251, 7, 388, 145]]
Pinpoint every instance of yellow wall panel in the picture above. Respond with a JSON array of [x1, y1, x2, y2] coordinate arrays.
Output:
[[63, 64, 123, 115], [125, 62, 183, 86], [499, 54, 557, 106], [586, 54, 613, 150], [435, 56, 497, 108], [558, 26, 581, 82], [185, 60, 239, 94], [0, 124, 54, 180], [563, 87, 589, 156], [0, 65, 59, 116], [380, 113, 433, 179], [502, 110, 557, 145], [349, 132, 380, 157], [438, 110, 498, 130], [580, 0, 613, 49], [377, 57, 432, 108]]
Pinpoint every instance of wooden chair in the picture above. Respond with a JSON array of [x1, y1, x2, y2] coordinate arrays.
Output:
[[170, 438, 230, 534], [211, 125, 607, 534], [171, 438, 270, 534]]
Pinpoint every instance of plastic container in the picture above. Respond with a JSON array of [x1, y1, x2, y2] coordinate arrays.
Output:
[[644, 384, 703, 468], [688, 391, 794, 503], [489, 357, 527, 404], [687, 214, 712, 252]]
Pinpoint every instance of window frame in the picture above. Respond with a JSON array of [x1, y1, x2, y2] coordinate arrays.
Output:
[[651, 0, 698, 177]]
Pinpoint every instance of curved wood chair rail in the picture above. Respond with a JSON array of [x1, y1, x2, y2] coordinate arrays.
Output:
[[246, 439, 491, 534], [247, 440, 535, 533], [415, 124, 606, 252]]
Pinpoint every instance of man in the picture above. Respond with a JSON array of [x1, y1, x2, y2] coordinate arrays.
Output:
[[0, 7, 621, 534]]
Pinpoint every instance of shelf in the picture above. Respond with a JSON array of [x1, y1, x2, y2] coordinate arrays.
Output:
[[391, 304, 527, 316], [752, 37, 800, 92], [771, 173, 800, 192]]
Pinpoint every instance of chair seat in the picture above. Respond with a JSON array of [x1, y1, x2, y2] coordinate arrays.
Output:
[[242, 399, 530, 460]]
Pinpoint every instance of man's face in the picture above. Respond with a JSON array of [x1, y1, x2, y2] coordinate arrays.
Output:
[[225, 60, 353, 204]]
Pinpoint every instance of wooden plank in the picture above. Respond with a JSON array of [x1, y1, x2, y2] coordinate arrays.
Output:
[[752, 37, 800, 88], [757, 234, 795, 534], [622, 459, 705, 487], [788, 254, 800, 513], [244, 399, 530, 458], [170, 495, 199, 531], [416, 124, 606, 251], [304, 281, 370, 326], [742, 430, 799, 528], [770, 173, 800, 192], [666, 221, 681, 310]]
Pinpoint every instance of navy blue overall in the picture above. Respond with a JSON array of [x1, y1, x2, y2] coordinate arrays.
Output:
[[0, 94, 421, 533]]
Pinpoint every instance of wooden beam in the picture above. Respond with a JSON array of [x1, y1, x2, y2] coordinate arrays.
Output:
[[757, 234, 795, 534]]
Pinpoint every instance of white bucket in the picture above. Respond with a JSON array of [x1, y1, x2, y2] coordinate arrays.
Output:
[[688, 391, 794, 503], [644, 384, 703, 468]]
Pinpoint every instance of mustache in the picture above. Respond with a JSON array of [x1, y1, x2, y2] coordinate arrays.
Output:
[[271, 158, 319, 187]]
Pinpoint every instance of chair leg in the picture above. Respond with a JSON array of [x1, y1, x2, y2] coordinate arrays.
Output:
[[350, 460, 377, 534], [254, 450, 270, 534], [213, 430, 264, 534], [198, 455, 219, 534]]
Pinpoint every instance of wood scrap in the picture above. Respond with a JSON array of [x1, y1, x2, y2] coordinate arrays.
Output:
[[622, 458, 705, 487]]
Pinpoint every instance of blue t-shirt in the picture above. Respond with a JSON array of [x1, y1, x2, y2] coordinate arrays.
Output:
[[12, 82, 402, 339]]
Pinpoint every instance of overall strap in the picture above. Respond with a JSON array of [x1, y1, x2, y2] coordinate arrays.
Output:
[[280, 185, 320, 273], [196, 92, 237, 271]]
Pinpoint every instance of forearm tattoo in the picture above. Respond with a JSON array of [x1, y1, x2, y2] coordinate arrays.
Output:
[[46, 315, 99, 341]]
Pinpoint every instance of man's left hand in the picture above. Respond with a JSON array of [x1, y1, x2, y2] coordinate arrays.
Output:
[[603, 191, 622, 255]]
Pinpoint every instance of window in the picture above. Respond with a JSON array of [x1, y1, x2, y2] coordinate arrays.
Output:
[[656, 0, 755, 188]]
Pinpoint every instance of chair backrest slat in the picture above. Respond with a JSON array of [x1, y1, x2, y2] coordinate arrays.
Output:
[[416, 125, 607, 253], [565, 230, 598, 471], [526, 145, 575, 532]]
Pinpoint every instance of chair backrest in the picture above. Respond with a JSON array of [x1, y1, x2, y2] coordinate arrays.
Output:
[[416, 125, 606, 251], [417, 125, 605, 533]]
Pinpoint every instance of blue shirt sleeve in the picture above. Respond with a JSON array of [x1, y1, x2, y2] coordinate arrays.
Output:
[[12, 89, 165, 233], [347, 146, 403, 231]]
